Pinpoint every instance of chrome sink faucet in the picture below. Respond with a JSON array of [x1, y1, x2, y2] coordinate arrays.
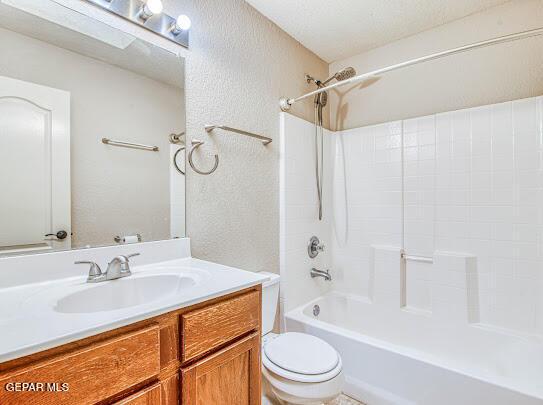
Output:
[[105, 253, 140, 280], [310, 267, 331, 281], [75, 253, 140, 283]]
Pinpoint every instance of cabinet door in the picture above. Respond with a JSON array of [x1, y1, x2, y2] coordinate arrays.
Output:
[[181, 333, 261, 405], [114, 383, 161, 405], [115, 374, 179, 405]]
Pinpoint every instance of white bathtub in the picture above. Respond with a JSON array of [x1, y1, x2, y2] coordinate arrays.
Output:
[[285, 292, 543, 405]]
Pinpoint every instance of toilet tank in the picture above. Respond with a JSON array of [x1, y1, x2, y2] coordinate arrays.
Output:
[[259, 271, 280, 335]]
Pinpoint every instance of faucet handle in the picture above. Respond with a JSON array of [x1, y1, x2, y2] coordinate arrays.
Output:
[[308, 236, 325, 258], [75, 261, 103, 281], [117, 253, 140, 273]]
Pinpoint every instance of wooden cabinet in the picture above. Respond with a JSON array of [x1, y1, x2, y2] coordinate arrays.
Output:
[[181, 333, 261, 405], [0, 286, 262, 405], [181, 290, 260, 363], [115, 383, 162, 405], [0, 325, 160, 405]]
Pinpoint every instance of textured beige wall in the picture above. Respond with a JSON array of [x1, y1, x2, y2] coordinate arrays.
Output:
[[162, 0, 328, 272], [329, 0, 543, 130], [0, 28, 185, 247]]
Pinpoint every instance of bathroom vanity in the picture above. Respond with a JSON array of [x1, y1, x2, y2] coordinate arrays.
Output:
[[0, 240, 268, 405], [0, 287, 261, 405]]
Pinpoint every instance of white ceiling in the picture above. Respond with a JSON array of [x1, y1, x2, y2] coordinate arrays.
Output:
[[245, 0, 510, 62]]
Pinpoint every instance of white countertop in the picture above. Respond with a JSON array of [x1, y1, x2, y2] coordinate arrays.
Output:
[[0, 257, 269, 363]]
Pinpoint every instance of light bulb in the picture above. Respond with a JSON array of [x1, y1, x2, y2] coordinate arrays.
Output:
[[176, 15, 191, 30], [171, 14, 191, 35], [140, 0, 163, 20]]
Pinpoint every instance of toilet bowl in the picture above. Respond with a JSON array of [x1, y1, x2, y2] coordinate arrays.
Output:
[[259, 272, 344, 405], [262, 332, 344, 405]]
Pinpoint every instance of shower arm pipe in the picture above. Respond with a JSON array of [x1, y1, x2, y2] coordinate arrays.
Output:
[[279, 27, 543, 111]]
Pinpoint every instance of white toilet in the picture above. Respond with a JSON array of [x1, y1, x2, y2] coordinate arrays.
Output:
[[260, 272, 344, 405]]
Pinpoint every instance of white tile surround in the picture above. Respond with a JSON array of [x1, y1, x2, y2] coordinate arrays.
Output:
[[280, 113, 333, 314], [280, 95, 543, 337]]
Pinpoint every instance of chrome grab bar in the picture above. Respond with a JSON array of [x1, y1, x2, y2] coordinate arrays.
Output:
[[401, 251, 433, 264], [102, 138, 159, 152], [205, 124, 272, 145]]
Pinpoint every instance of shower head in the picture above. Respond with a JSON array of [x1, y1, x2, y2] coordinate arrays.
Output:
[[335, 66, 357, 81], [306, 68, 356, 108], [316, 91, 328, 107], [322, 66, 357, 85]]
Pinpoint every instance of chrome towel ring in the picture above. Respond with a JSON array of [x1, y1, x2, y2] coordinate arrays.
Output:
[[173, 146, 185, 175], [188, 139, 219, 175]]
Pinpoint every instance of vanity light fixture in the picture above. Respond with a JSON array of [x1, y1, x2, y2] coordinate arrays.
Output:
[[138, 0, 163, 21], [85, 0, 190, 48], [171, 14, 191, 35]]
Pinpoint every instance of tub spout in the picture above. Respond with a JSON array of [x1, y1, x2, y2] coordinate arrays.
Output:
[[310, 268, 331, 281]]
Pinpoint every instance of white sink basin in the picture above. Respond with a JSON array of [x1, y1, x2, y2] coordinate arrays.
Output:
[[0, 255, 270, 363], [54, 274, 195, 313]]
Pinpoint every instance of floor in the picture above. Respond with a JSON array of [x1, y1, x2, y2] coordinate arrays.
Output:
[[328, 394, 365, 405], [262, 393, 364, 405]]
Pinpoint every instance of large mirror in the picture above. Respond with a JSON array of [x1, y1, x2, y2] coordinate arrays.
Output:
[[0, 0, 186, 255]]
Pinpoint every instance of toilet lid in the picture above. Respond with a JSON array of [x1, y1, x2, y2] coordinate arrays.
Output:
[[264, 332, 339, 375]]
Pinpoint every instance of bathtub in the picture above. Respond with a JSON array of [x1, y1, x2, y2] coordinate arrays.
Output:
[[285, 292, 543, 405]]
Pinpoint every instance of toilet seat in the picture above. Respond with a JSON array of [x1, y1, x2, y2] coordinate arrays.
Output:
[[262, 365, 344, 405], [262, 332, 342, 383]]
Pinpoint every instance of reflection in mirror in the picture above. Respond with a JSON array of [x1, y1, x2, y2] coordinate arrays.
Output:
[[0, 0, 185, 255]]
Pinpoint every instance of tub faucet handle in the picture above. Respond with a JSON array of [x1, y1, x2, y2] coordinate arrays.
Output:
[[308, 236, 325, 258]]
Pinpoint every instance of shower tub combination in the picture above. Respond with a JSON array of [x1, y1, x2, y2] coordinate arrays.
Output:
[[285, 292, 543, 405], [278, 25, 543, 405]]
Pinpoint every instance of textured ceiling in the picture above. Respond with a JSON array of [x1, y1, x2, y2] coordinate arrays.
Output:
[[245, 0, 510, 62]]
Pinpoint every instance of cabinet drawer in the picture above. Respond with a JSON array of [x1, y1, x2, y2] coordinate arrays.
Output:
[[181, 291, 260, 363], [0, 325, 160, 405]]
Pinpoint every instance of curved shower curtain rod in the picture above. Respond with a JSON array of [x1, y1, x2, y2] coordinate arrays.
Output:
[[279, 27, 543, 111]]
